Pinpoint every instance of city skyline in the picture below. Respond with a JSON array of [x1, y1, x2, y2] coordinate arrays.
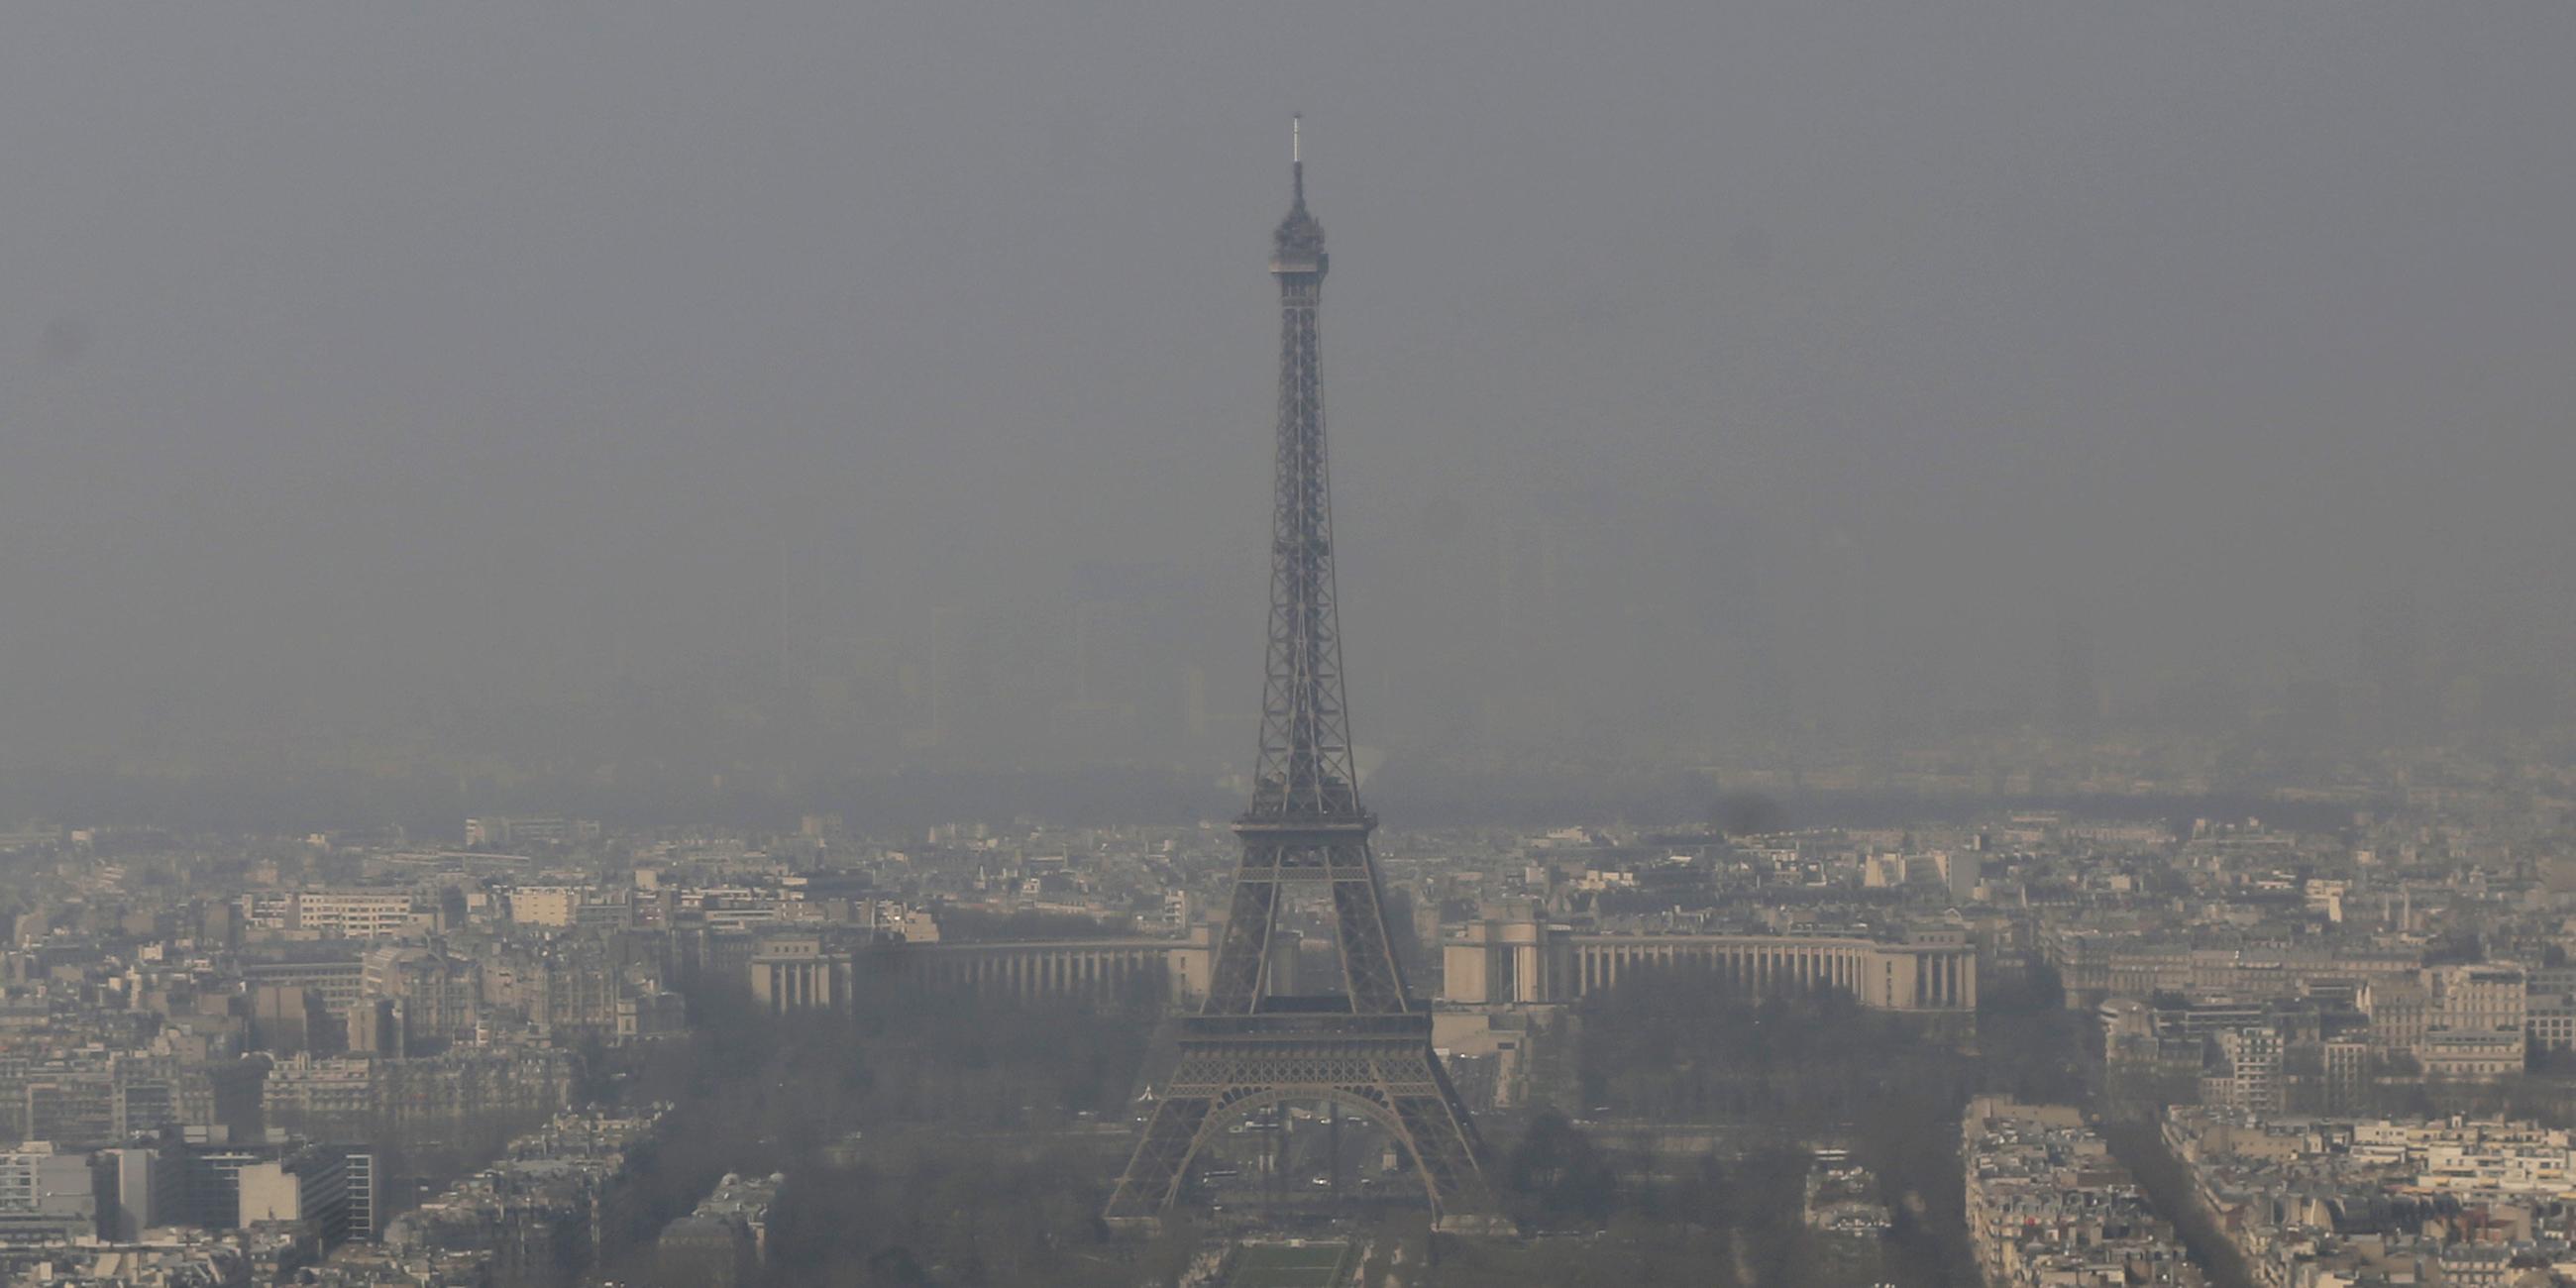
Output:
[[3, 4, 2575, 1282]]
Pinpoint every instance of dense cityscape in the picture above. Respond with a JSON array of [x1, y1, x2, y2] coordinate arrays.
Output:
[[1, 732, 2575, 1283], [8, 1, 2575, 1285]]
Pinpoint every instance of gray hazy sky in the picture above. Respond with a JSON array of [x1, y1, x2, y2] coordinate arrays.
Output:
[[5, 2, 2574, 786]]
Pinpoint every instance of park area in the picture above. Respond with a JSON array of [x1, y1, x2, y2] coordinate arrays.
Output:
[[1227, 1239, 1357, 1287]]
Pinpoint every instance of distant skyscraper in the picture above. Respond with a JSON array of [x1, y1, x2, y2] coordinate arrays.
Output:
[[1182, 665, 1210, 742], [2054, 599, 2098, 739], [2360, 589, 2432, 736]]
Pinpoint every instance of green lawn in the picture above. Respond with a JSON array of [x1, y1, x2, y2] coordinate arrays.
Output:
[[1228, 1239, 1357, 1287]]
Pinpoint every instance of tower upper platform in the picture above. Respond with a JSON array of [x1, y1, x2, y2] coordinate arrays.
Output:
[[1271, 118, 1326, 276]]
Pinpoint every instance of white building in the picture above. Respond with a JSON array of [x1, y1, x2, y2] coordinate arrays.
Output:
[[286, 891, 425, 940], [0, 1142, 99, 1242]]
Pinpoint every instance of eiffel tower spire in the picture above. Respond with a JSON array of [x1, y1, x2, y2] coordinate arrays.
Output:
[[1250, 111, 1355, 827], [1217, 119, 1406, 1016], [1107, 124, 1495, 1230]]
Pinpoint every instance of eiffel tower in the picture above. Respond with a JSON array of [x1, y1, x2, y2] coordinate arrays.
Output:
[[1106, 121, 1496, 1230]]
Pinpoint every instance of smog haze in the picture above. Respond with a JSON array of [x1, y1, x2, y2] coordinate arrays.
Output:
[[5, 2, 2573, 826]]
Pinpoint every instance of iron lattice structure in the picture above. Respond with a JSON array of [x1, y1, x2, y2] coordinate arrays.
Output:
[[1106, 128, 1496, 1229]]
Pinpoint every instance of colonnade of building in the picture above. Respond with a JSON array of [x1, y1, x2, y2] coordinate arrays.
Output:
[[752, 955, 846, 1013], [745, 920, 1978, 1017], [1575, 938, 1854, 996], [1444, 908, 1977, 1012], [747, 933, 852, 1015], [876, 942, 1203, 1005], [1563, 936, 1973, 1010], [744, 935, 1214, 1012]]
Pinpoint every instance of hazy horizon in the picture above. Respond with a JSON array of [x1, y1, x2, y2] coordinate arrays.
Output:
[[7, 2, 2575, 825]]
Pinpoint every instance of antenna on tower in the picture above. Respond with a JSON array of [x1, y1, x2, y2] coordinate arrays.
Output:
[[1291, 114, 1305, 207]]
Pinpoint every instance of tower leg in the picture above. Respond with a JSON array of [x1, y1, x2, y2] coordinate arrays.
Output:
[[1105, 1095, 1213, 1222], [1105, 1029, 1499, 1229], [1392, 1067, 1495, 1221]]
